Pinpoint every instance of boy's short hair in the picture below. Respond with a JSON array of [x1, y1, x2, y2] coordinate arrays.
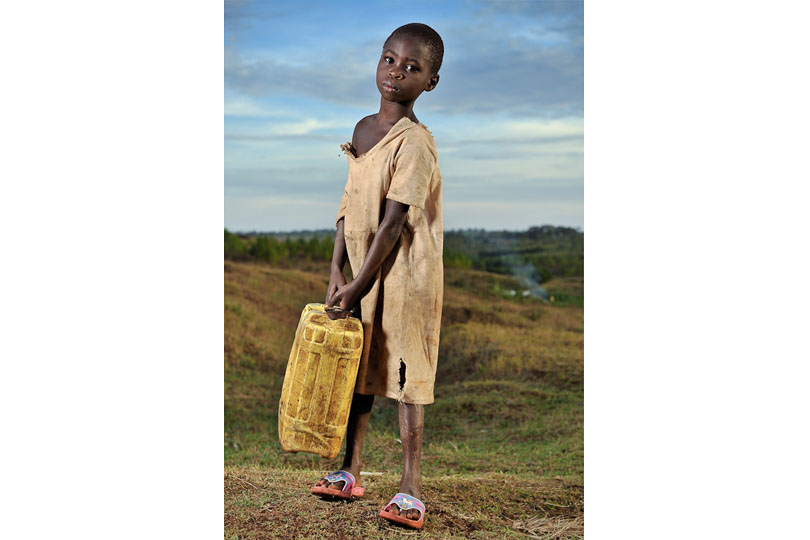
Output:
[[385, 23, 444, 74]]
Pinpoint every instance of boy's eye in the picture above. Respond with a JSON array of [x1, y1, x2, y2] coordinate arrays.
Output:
[[405, 65, 418, 72], [383, 56, 393, 64]]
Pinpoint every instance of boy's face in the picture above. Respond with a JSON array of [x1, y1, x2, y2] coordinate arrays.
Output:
[[376, 35, 439, 104]]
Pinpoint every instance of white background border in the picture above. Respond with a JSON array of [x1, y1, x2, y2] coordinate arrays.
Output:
[[1, 1, 808, 538]]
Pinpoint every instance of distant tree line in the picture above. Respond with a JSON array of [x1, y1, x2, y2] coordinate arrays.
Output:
[[442, 226, 583, 281], [225, 230, 334, 263], [225, 225, 583, 281]]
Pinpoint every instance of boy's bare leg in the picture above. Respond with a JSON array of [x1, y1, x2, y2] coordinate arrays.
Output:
[[393, 402, 424, 520], [314, 393, 374, 490]]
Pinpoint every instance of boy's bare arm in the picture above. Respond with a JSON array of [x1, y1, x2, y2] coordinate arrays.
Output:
[[325, 218, 349, 309], [332, 198, 409, 312]]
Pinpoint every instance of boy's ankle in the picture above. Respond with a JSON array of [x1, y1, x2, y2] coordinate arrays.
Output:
[[398, 483, 422, 499], [341, 465, 361, 477]]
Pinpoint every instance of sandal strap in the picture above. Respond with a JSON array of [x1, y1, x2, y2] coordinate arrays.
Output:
[[322, 471, 355, 492], [387, 493, 425, 515]]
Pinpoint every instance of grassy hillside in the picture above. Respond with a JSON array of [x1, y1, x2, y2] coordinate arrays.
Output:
[[225, 260, 583, 539]]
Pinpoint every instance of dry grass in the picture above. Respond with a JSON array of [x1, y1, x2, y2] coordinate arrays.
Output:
[[224, 262, 583, 386], [225, 467, 583, 540], [439, 268, 582, 388], [511, 516, 584, 540]]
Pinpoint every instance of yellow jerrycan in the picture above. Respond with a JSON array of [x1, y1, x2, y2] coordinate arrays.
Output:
[[278, 303, 364, 459]]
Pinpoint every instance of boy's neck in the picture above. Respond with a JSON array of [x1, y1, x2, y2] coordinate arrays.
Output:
[[377, 99, 418, 127]]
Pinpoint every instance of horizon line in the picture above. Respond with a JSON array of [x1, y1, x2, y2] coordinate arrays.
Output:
[[226, 224, 584, 234]]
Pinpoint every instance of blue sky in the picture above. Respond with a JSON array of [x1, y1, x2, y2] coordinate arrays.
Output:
[[224, 0, 583, 231]]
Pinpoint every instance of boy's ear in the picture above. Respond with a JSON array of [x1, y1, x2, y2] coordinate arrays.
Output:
[[425, 73, 439, 92]]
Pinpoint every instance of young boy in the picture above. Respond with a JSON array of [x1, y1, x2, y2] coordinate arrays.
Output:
[[309, 23, 444, 530]]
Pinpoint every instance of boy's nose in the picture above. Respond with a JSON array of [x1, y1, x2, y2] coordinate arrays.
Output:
[[388, 69, 404, 80]]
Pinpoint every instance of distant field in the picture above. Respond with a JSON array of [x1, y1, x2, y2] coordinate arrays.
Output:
[[225, 260, 583, 539]]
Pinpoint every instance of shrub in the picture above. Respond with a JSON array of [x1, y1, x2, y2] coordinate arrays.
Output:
[[224, 229, 248, 260]]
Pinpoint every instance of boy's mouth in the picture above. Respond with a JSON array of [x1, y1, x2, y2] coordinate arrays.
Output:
[[382, 81, 399, 93]]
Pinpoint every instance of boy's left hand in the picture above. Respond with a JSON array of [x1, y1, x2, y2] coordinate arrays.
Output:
[[331, 280, 362, 315]]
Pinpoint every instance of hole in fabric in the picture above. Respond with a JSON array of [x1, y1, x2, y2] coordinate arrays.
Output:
[[399, 359, 406, 392]]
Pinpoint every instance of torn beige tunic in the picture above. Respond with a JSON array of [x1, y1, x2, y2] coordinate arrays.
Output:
[[335, 116, 443, 405]]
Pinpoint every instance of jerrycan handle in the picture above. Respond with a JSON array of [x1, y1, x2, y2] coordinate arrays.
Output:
[[325, 305, 359, 319]]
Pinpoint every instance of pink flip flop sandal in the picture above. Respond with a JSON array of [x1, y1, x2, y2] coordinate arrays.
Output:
[[380, 492, 426, 529], [310, 471, 365, 500]]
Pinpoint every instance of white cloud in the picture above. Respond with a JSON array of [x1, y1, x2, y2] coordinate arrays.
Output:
[[224, 96, 278, 118], [502, 117, 584, 138], [265, 118, 341, 136]]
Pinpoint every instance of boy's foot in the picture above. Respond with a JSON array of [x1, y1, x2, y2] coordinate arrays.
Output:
[[380, 493, 425, 529], [311, 470, 364, 499], [313, 470, 353, 490], [395, 483, 422, 520], [385, 504, 422, 521]]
